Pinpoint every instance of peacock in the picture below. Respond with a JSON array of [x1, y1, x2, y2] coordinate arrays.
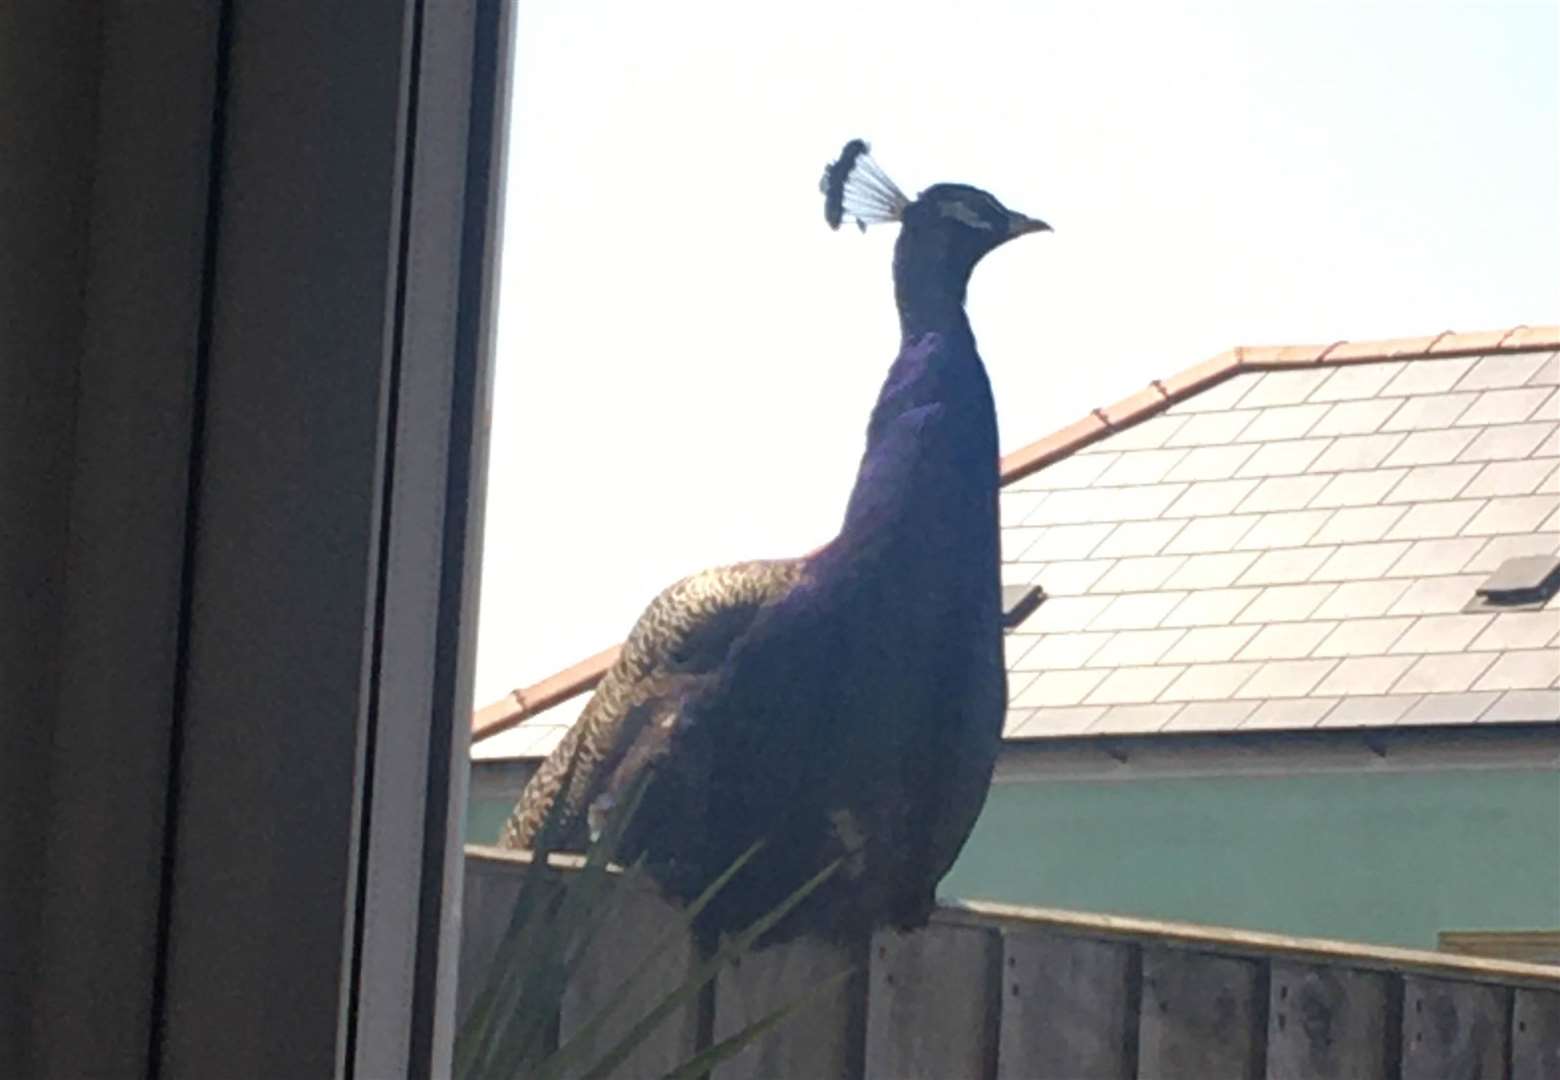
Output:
[[502, 140, 1050, 945]]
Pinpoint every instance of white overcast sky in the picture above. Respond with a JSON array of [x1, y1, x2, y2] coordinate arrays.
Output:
[[471, 0, 1558, 710]]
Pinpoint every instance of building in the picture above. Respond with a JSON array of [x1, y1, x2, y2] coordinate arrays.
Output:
[[469, 326, 1560, 954]]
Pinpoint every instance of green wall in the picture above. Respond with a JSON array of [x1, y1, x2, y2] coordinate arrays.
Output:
[[469, 765, 1560, 951], [468, 796, 512, 847], [942, 767, 1560, 950]]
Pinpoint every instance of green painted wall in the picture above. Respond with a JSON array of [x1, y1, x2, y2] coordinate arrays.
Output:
[[468, 766, 1560, 951], [943, 767, 1560, 950], [468, 796, 512, 847]]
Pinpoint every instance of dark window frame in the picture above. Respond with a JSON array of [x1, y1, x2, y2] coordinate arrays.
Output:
[[19, 3, 512, 1076]]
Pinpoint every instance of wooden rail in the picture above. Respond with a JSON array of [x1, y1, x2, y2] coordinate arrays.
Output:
[[460, 846, 1560, 1078]]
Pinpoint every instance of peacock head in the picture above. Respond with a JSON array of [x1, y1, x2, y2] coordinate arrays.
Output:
[[820, 139, 1049, 285]]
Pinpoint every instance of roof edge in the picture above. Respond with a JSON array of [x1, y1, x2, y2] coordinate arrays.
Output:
[[999, 324, 1559, 484], [473, 323, 1559, 744]]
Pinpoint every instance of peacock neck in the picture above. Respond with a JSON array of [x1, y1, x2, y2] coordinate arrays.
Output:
[[892, 238, 975, 342]]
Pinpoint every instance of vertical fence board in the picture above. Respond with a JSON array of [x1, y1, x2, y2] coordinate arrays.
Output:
[[456, 857, 529, 1023], [996, 930, 1134, 1080], [1265, 961, 1395, 1080], [559, 881, 701, 1077], [1400, 975, 1509, 1080], [1138, 947, 1264, 1080], [1512, 987, 1560, 1080], [865, 923, 1001, 1080], [712, 936, 863, 1080]]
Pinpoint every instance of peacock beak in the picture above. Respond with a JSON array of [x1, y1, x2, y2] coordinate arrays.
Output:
[[1007, 213, 1052, 237]]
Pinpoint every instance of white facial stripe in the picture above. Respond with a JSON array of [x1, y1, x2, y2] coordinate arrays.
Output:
[[938, 199, 995, 230]]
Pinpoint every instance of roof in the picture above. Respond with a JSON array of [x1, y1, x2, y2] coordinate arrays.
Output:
[[473, 325, 1560, 759]]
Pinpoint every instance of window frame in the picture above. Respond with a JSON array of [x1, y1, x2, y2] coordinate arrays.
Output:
[[27, 2, 513, 1076]]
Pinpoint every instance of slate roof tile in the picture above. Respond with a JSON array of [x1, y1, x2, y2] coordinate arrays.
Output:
[[1525, 351, 1560, 387], [1097, 448, 1191, 486], [1399, 692, 1500, 725], [1313, 505, 1407, 544], [1309, 433, 1407, 472], [1164, 444, 1260, 483], [1468, 611, 1560, 652], [1093, 519, 1187, 558], [1163, 410, 1259, 447], [1385, 538, 1484, 578], [1482, 689, 1560, 723], [1007, 706, 1104, 737], [1163, 551, 1262, 590], [1233, 659, 1338, 698], [1384, 574, 1485, 616], [1308, 362, 1402, 403], [1086, 703, 1181, 735], [1383, 463, 1480, 503], [1237, 547, 1337, 586], [1084, 666, 1186, 705], [1319, 694, 1419, 727], [1312, 579, 1411, 620], [1236, 474, 1331, 513], [1473, 650, 1559, 692], [1242, 697, 1339, 730], [1238, 583, 1338, 623], [1309, 398, 1401, 437], [1029, 522, 1116, 560], [1379, 356, 1477, 396], [1161, 624, 1261, 664], [1391, 652, 1498, 694], [1234, 367, 1336, 409], [1084, 629, 1186, 669], [1235, 509, 1332, 550], [1160, 514, 1259, 554], [1380, 393, 1475, 432], [1309, 469, 1408, 508], [1457, 421, 1557, 462], [1454, 387, 1553, 427], [1464, 532, 1560, 573], [1167, 479, 1262, 517], [1236, 621, 1338, 661], [1462, 494, 1560, 535], [1010, 669, 1108, 708], [1010, 631, 1112, 670], [1161, 588, 1262, 628], [1381, 428, 1480, 467], [1159, 662, 1262, 701], [1089, 592, 1189, 631], [1453, 351, 1550, 390], [1239, 404, 1330, 443], [1461, 458, 1558, 498], [1311, 541, 1412, 582], [1161, 701, 1259, 732], [1312, 617, 1415, 657], [1091, 555, 1187, 593], [1388, 614, 1493, 655], [1235, 439, 1333, 478], [1383, 499, 1484, 540]]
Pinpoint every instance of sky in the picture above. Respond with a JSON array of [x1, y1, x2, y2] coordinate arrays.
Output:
[[470, 0, 1558, 720]]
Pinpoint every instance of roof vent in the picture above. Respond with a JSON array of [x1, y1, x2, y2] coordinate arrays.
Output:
[[1464, 556, 1560, 612], [1002, 585, 1047, 631]]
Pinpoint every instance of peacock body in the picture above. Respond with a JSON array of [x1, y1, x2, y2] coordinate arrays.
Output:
[[503, 141, 1049, 944]]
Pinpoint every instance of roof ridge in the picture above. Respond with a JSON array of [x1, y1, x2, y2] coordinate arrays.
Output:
[[472, 323, 1559, 743]]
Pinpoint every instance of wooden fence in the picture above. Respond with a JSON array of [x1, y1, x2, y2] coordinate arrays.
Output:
[[460, 846, 1560, 1079]]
